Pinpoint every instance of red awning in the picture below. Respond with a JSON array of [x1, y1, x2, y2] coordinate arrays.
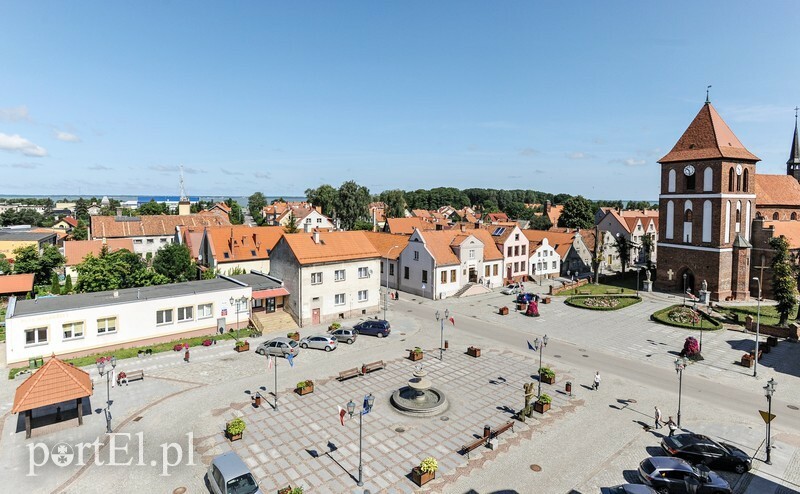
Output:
[[252, 287, 290, 299]]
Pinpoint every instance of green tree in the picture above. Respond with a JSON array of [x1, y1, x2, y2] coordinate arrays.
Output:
[[336, 180, 370, 230], [201, 268, 217, 280], [13, 245, 65, 285], [353, 219, 374, 231], [770, 236, 797, 326], [137, 200, 169, 215], [379, 189, 406, 218], [72, 219, 88, 240], [248, 192, 268, 218], [75, 198, 89, 220], [63, 275, 73, 294], [614, 235, 631, 272], [529, 215, 553, 231], [284, 212, 299, 234], [50, 273, 61, 295], [0, 253, 10, 274], [226, 198, 243, 225], [152, 243, 195, 282], [641, 234, 655, 268], [305, 185, 338, 217], [558, 195, 595, 229]]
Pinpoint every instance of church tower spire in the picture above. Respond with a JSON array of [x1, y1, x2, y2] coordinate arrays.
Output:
[[788, 107, 800, 181]]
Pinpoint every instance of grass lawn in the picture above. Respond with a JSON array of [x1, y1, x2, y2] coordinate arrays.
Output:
[[720, 305, 782, 327], [565, 295, 642, 311], [0, 307, 5, 343], [556, 283, 636, 296]]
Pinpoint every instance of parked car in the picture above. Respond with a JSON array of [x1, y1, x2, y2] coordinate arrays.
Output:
[[207, 451, 262, 494], [501, 282, 522, 295], [330, 328, 357, 344], [661, 434, 752, 474], [299, 335, 338, 352], [638, 456, 731, 494], [601, 485, 657, 494], [353, 319, 391, 337], [255, 337, 300, 357]]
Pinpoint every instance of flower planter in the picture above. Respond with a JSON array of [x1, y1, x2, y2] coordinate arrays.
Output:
[[234, 342, 250, 353], [533, 401, 550, 414], [517, 303, 527, 311], [287, 333, 300, 342], [539, 374, 555, 385], [253, 394, 262, 407], [499, 306, 509, 315], [295, 384, 314, 396], [412, 467, 435, 487], [543, 296, 552, 304], [225, 430, 242, 442], [409, 351, 423, 361], [565, 381, 572, 394], [277, 487, 291, 494], [767, 336, 779, 347], [741, 354, 753, 368], [467, 346, 481, 358]]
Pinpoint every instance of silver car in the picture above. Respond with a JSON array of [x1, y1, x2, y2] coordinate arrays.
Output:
[[207, 451, 262, 494], [299, 334, 337, 352], [330, 328, 357, 344], [255, 337, 300, 357]]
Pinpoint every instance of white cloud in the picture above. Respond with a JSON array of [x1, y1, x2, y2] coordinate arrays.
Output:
[[0, 105, 31, 122], [55, 130, 81, 143], [182, 166, 205, 174], [6, 162, 41, 169], [519, 147, 539, 156], [567, 151, 590, 160], [0, 133, 47, 157], [609, 157, 647, 167], [89, 164, 112, 170], [148, 165, 173, 173], [254, 172, 271, 179]]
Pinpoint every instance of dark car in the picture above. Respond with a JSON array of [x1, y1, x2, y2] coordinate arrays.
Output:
[[638, 456, 731, 494], [353, 319, 391, 338], [662, 434, 752, 474], [601, 485, 657, 494]]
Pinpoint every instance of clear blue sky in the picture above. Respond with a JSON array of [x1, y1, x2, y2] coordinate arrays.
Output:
[[1, 1, 799, 200]]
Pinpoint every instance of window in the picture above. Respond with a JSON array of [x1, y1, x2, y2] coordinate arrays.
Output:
[[729, 168, 735, 192], [736, 173, 741, 191], [235, 299, 248, 313], [507, 246, 512, 256], [358, 267, 369, 278], [686, 173, 695, 190], [63, 321, 84, 340], [469, 249, 475, 259], [493, 264, 498, 276], [793, 213, 797, 221], [133, 239, 143, 244], [335, 293, 345, 305], [389, 264, 394, 276], [773, 212, 779, 221], [485, 265, 490, 277], [317, 217, 322, 223], [177, 306, 194, 322], [335, 269, 346, 281], [358, 290, 368, 301], [25, 327, 48, 345], [380, 262, 384, 274], [160, 238, 167, 243], [157, 309, 173, 325], [552, 261, 557, 269], [514, 246, 519, 256], [441, 270, 447, 283], [147, 238, 154, 244], [537, 251, 541, 258], [522, 245, 526, 255], [97, 317, 117, 334], [703, 166, 713, 192], [404, 266, 409, 279], [743, 169, 749, 191], [515, 233, 520, 241], [422, 270, 428, 284], [414, 251, 419, 261], [311, 272, 323, 284], [451, 269, 456, 282], [305, 218, 311, 223], [684, 209, 693, 222], [197, 303, 213, 319]]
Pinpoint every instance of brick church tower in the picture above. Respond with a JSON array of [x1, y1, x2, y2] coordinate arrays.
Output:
[[654, 100, 760, 301]]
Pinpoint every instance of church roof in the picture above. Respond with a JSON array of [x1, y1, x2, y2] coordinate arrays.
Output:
[[659, 103, 760, 163], [755, 174, 800, 206], [788, 119, 800, 166]]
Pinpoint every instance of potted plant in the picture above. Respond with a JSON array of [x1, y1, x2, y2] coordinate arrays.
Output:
[[328, 322, 341, 331], [533, 393, 552, 413], [499, 306, 509, 315], [235, 340, 250, 353], [467, 346, 481, 358], [225, 417, 246, 441], [137, 349, 144, 357], [741, 353, 753, 367], [202, 339, 213, 347], [287, 331, 300, 342], [409, 347, 423, 361], [539, 366, 556, 385], [767, 336, 779, 347], [277, 487, 303, 494], [295, 380, 314, 396], [412, 457, 438, 486], [173, 343, 185, 352]]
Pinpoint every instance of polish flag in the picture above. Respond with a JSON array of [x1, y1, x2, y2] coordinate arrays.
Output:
[[449, 317, 455, 326], [338, 406, 347, 426], [267, 356, 273, 370]]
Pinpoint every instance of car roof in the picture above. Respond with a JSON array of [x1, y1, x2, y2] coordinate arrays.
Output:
[[268, 337, 293, 344], [211, 451, 252, 479], [648, 456, 692, 471], [309, 334, 333, 339]]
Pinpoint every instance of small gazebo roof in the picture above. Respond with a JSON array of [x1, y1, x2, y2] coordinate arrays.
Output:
[[12, 355, 93, 414]]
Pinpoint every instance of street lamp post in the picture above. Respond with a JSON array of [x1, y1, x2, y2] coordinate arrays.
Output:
[[96, 355, 117, 433], [674, 356, 687, 428], [683, 273, 687, 305], [764, 378, 777, 464], [384, 245, 400, 321], [346, 393, 375, 487], [230, 295, 248, 338], [435, 309, 450, 360], [636, 267, 641, 297], [752, 277, 762, 378], [534, 335, 549, 398]]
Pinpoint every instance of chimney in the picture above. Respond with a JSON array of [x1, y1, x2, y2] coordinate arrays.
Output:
[[116, 207, 122, 217], [304, 222, 312, 233], [460, 223, 466, 233], [313, 231, 320, 244], [113, 290, 119, 298], [545, 200, 551, 212]]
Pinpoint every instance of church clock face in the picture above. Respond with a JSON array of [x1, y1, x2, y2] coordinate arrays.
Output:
[[683, 165, 695, 176], [736, 164, 743, 175]]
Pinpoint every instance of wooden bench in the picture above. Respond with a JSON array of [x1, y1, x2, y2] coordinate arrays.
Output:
[[362, 360, 385, 374], [118, 369, 144, 386], [490, 420, 515, 439], [338, 368, 361, 381], [605, 288, 624, 294], [459, 436, 487, 458], [578, 290, 591, 295]]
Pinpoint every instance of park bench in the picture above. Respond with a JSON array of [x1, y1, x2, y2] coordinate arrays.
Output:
[[605, 288, 624, 294], [338, 368, 361, 381], [459, 436, 487, 458], [578, 290, 591, 295], [361, 361, 385, 375], [118, 369, 144, 386], [490, 420, 515, 440]]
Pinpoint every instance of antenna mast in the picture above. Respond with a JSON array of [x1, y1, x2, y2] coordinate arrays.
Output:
[[179, 164, 188, 201]]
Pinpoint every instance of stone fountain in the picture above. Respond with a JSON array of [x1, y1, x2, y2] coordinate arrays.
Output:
[[390, 364, 448, 417]]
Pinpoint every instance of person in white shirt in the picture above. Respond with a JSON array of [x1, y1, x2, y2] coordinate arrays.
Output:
[[593, 371, 601, 390]]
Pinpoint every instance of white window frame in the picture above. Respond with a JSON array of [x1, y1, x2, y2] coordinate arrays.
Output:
[[335, 293, 345, 306], [414, 251, 419, 261], [335, 269, 346, 282], [358, 290, 368, 302], [235, 299, 248, 314], [358, 267, 369, 278], [177, 306, 194, 322], [62, 321, 84, 340], [311, 272, 323, 285], [197, 303, 213, 319], [97, 317, 117, 335], [25, 327, 48, 346], [156, 309, 174, 326]]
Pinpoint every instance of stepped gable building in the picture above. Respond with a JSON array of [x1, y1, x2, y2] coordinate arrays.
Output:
[[656, 100, 800, 301]]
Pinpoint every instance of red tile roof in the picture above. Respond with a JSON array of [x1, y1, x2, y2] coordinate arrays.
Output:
[[385, 217, 436, 234], [205, 226, 284, 263], [0, 273, 34, 295], [361, 232, 410, 259], [91, 214, 230, 238], [764, 221, 800, 249], [281, 231, 380, 265], [660, 103, 760, 163], [64, 239, 135, 266], [756, 174, 800, 206], [13, 356, 93, 413]]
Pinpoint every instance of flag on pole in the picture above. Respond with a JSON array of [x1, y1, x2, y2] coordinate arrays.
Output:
[[287, 353, 294, 367], [267, 355, 273, 370], [449, 316, 455, 326], [527, 340, 538, 352], [338, 405, 347, 426]]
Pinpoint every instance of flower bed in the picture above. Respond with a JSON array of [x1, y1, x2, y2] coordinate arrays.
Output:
[[651, 304, 723, 330], [565, 295, 641, 311]]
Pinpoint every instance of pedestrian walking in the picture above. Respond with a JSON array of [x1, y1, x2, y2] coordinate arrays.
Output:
[[184, 348, 190, 363], [395, 290, 399, 300], [654, 406, 662, 429], [592, 371, 601, 390], [665, 416, 677, 437]]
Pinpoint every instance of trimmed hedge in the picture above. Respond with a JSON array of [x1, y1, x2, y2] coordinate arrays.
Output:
[[565, 295, 642, 311], [651, 304, 723, 330]]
